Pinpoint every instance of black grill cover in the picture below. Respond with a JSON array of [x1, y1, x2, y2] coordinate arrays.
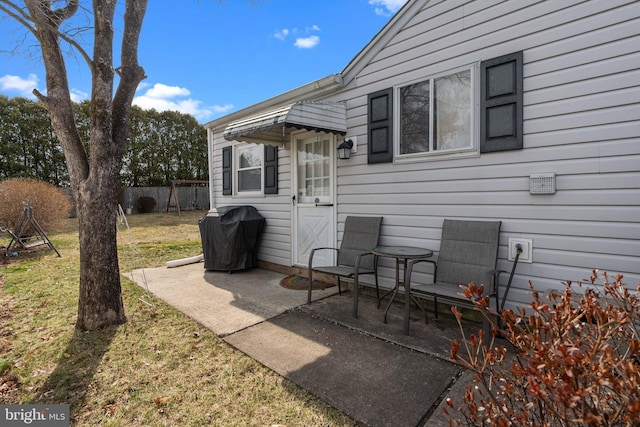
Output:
[[199, 206, 265, 271]]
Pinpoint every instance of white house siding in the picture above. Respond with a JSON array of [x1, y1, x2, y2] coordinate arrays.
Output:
[[320, 0, 640, 308], [206, 0, 639, 311], [206, 75, 344, 268], [208, 136, 294, 267]]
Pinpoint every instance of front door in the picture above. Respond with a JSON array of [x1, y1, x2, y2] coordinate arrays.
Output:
[[292, 131, 336, 267]]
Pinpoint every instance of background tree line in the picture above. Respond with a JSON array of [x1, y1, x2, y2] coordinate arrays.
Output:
[[0, 95, 208, 187]]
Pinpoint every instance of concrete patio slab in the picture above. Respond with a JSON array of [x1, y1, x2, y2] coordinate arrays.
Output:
[[127, 261, 338, 336], [126, 263, 479, 426], [225, 309, 461, 427]]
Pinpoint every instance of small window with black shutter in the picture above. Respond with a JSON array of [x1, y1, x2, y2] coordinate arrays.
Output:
[[222, 146, 232, 195], [264, 145, 278, 194], [367, 87, 393, 164], [222, 144, 277, 196], [480, 51, 523, 153]]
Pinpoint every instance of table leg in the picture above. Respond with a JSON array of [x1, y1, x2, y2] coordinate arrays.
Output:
[[401, 259, 414, 335], [403, 259, 416, 335], [383, 258, 401, 323], [404, 276, 411, 335]]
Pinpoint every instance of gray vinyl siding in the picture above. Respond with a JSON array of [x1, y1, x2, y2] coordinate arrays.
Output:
[[206, 0, 639, 311], [209, 136, 294, 267], [327, 0, 640, 306]]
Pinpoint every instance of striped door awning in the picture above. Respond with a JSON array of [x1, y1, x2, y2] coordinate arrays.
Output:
[[223, 101, 347, 145]]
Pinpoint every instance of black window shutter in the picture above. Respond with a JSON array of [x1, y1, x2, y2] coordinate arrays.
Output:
[[368, 87, 394, 163], [222, 146, 232, 195], [480, 51, 523, 153], [264, 145, 278, 194]]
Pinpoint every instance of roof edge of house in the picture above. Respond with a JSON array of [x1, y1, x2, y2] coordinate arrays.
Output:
[[341, 0, 422, 86], [204, 74, 343, 130]]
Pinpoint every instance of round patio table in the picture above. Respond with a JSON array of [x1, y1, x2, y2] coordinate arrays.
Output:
[[372, 246, 433, 335]]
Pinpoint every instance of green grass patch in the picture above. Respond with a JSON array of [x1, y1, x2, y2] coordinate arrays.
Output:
[[1, 211, 355, 426]]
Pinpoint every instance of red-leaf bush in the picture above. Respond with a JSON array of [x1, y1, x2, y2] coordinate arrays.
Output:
[[446, 270, 640, 426]]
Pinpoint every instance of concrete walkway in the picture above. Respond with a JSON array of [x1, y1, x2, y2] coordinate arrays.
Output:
[[127, 263, 475, 427]]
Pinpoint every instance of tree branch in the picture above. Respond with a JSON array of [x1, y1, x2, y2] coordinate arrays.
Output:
[[3, 0, 94, 71], [0, 1, 38, 35], [112, 0, 148, 133], [20, 0, 90, 183], [32, 87, 47, 103], [49, 0, 78, 26]]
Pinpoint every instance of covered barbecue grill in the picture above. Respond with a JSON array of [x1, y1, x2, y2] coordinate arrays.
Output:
[[199, 205, 265, 271]]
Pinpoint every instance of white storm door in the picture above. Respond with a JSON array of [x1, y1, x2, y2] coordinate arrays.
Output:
[[293, 132, 336, 267]]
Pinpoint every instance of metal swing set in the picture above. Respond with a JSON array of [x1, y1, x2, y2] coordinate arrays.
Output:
[[2, 201, 60, 259]]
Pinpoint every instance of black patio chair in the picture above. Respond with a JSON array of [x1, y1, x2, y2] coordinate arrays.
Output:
[[406, 219, 504, 332], [307, 216, 382, 317]]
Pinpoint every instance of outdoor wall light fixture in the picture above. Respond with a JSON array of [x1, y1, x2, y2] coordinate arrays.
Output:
[[337, 139, 354, 160]]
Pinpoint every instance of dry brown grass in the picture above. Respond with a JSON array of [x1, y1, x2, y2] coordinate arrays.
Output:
[[0, 211, 357, 426]]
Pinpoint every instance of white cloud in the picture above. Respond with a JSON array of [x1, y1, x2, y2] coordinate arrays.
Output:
[[133, 82, 231, 121], [136, 81, 152, 92], [0, 75, 222, 121], [294, 35, 320, 49], [0, 73, 39, 97], [294, 25, 321, 49], [70, 88, 89, 103], [274, 28, 289, 40], [145, 83, 191, 98], [211, 104, 234, 114], [369, 0, 408, 15], [280, 24, 321, 49], [0, 73, 89, 102]]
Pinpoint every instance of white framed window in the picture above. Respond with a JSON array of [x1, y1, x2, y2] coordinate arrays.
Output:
[[236, 144, 263, 193], [396, 64, 478, 159]]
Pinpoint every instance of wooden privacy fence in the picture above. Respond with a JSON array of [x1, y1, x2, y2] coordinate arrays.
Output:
[[122, 186, 210, 214], [61, 186, 210, 217]]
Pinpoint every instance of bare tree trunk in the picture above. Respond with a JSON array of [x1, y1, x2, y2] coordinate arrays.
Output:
[[76, 190, 125, 329], [11, 0, 148, 330]]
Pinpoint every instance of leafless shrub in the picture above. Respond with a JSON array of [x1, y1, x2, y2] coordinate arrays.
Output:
[[446, 270, 640, 426], [137, 196, 156, 213], [0, 178, 71, 233]]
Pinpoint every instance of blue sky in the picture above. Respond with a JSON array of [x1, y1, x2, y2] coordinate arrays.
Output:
[[0, 0, 407, 123]]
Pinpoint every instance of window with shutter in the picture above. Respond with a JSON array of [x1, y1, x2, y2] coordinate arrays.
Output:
[[222, 146, 232, 195], [264, 145, 278, 194], [368, 87, 393, 164], [223, 143, 275, 196], [480, 51, 523, 152]]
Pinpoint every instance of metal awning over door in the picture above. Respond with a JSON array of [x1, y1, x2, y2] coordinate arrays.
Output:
[[223, 101, 347, 145]]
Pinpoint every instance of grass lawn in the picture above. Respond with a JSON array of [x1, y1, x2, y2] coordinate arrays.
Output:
[[0, 211, 356, 426]]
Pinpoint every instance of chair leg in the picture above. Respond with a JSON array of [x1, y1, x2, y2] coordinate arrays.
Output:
[[337, 277, 342, 295], [434, 297, 439, 320], [352, 276, 360, 319], [494, 292, 502, 329], [482, 317, 491, 346], [375, 272, 380, 309]]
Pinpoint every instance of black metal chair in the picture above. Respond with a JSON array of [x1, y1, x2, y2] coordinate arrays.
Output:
[[407, 219, 504, 329], [307, 216, 382, 317]]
